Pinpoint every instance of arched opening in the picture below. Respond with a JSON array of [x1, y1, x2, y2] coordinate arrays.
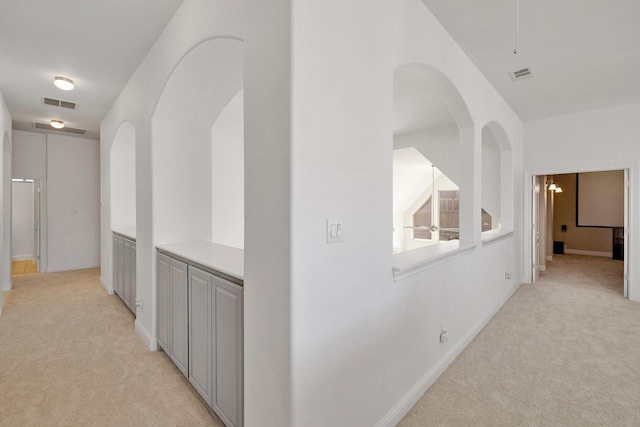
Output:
[[110, 121, 136, 233], [392, 64, 473, 254], [152, 37, 244, 247], [481, 121, 513, 233]]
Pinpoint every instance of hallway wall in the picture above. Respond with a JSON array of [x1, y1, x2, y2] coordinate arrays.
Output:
[[0, 89, 11, 300]]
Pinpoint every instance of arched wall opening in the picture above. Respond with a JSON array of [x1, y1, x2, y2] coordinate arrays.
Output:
[[482, 121, 513, 231], [110, 121, 137, 233], [392, 64, 474, 254], [152, 37, 244, 248]]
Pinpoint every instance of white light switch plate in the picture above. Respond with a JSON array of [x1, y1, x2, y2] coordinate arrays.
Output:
[[327, 219, 344, 243]]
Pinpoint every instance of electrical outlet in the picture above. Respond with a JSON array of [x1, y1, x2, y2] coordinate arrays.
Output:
[[440, 329, 449, 344], [505, 272, 512, 282]]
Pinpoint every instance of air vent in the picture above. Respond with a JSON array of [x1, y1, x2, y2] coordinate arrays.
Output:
[[509, 67, 535, 82], [34, 122, 87, 134], [43, 97, 77, 110]]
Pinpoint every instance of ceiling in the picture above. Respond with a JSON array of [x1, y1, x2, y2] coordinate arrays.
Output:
[[0, 1, 638, 142], [422, 0, 640, 121], [0, 0, 184, 140]]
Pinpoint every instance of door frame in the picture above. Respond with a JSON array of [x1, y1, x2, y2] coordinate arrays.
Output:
[[524, 164, 635, 301], [11, 176, 46, 273]]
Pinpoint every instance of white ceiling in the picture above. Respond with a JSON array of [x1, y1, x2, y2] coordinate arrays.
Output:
[[422, 0, 640, 121], [0, 0, 184, 140], [0, 1, 638, 141]]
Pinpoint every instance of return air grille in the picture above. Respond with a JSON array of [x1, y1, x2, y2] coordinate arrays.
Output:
[[43, 97, 77, 110], [509, 67, 535, 82], [34, 122, 87, 134]]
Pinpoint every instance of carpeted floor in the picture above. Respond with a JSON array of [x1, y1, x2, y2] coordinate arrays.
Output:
[[0, 268, 224, 427], [399, 254, 640, 426]]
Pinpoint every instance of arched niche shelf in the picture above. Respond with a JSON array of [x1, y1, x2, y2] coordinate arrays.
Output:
[[110, 121, 137, 236], [152, 37, 244, 248], [481, 121, 513, 231], [392, 64, 474, 254]]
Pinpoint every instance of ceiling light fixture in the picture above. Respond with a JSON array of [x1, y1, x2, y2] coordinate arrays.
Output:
[[51, 119, 64, 129], [53, 76, 74, 91]]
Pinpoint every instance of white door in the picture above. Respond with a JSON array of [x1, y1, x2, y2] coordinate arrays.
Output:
[[531, 176, 540, 283], [624, 169, 629, 298]]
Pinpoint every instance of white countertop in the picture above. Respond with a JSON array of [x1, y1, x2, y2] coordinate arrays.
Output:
[[112, 227, 137, 241], [156, 240, 244, 282]]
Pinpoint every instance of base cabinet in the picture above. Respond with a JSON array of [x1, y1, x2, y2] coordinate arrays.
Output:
[[157, 251, 243, 427], [156, 252, 189, 376], [112, 233, 136, 314]]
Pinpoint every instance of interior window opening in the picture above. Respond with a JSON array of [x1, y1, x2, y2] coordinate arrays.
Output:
[[393, 147, 459, 253]]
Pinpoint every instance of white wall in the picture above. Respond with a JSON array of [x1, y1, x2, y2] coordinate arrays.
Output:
[[0, 89, 12, 300], [99, 0, 525, 425], [524, 102, 640, 300], [288, 1, 522, 426], [47, 134, 100, 272], [110, 122, 136, 231], [12, 130, 46, 178], [11, 181, 34, 260]]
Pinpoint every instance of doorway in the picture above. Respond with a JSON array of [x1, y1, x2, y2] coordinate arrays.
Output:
[[11, 178, 45, 275], [529, 169, 629, 298]]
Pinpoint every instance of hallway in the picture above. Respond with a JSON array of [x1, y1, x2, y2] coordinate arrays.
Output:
[[0, 268, 223, 426], [400, 254, 638, 426]]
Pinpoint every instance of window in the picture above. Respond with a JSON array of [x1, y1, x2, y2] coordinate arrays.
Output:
[[438, 190, 459, 241], [413, 197, 433, 240]]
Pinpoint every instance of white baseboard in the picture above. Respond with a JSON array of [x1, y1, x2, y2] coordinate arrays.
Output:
[[12, 255, 35, 261], [47, 262, 100, 273], [539, 265, 547, 272], [135, 319, 158, 351], [564, 249, 612, 258], [100, 276, 114, 295], [375, 280, 522, 427], [546, 255, 553, 261]]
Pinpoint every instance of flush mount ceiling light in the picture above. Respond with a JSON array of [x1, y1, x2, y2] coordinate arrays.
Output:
[[50, 119, 64, 129], [53, 76, 74, 91]]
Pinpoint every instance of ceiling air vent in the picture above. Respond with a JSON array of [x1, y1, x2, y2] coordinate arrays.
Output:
[[509, 67, 535, 82], [43, 97, 77, 110], [33, 122, 87, 134]]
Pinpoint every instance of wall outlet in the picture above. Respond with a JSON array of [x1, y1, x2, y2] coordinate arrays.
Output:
[[505, 272, 512, 282], [440, 329, 449, 344]]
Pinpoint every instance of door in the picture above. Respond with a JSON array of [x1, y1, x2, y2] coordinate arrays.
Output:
[[624, 169, 629, 298], [531, 176, 540, 282]]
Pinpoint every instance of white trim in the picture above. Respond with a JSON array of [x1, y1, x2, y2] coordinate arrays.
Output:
[[11, 255, 36, 261], [546, 255, 553, 261], [392, 240, 477, 281], [47, 263, 100, 273], [100, 275, 113, 295], [481, 228, 514, 246], [135, 319, 158, 351], [375, 280, 522, 427], [564, 249, 612, 258], [539, 265, 546, 272]]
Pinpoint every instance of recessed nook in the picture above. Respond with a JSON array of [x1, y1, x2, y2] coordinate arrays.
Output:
[[392, 64, 474, 274]]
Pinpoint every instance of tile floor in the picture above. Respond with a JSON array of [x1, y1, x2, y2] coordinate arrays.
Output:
[[12, 260, 38, 275]]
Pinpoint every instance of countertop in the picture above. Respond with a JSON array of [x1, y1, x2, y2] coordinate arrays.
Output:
[[156, 240, 244, 283], [112, 227, 137, 241]]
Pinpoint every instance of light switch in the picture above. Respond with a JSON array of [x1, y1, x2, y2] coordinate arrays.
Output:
[[327, 219, 344, 243]]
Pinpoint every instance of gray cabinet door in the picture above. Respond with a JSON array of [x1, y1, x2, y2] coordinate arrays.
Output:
[[112, 234, 123, 297], [188, 266, 213, 405], [156, 252, 171, 352], [170, 258, 189, 376], [213, 277, 244, 427], [123, 238, 136, 312]]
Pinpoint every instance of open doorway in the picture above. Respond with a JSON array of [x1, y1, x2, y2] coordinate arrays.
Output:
[[11, 178, 45, 275], [530, 170, 629, 297]]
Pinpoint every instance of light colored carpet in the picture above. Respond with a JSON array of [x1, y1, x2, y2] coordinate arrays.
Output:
[[0, 268, 224, 427], [400, 254, 640, 426]]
